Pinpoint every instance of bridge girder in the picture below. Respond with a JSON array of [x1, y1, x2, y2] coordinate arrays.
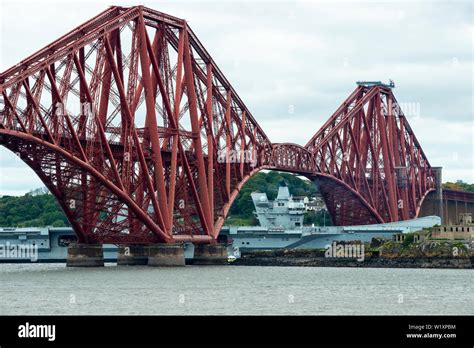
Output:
[[0, 5, 447, 244]]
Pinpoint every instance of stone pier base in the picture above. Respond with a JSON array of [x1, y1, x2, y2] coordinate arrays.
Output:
[[193, 244, 228, 265], [117, 245, 148, 266], [66, 243, 104, 267], [148, 244, 185, 267]]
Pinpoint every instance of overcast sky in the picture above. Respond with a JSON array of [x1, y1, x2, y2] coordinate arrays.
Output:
[[0, 0, 472, 195]]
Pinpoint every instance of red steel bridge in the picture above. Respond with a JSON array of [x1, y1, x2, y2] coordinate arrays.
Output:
[[0, 6, 472, 245]]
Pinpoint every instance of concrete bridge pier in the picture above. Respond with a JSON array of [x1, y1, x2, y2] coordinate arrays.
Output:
[[192, 244, 228, 265], [147, 244, 185, 266], [117, 245, 148, 266], [66, 243, 104, 267], [432, 166, 444, 223]]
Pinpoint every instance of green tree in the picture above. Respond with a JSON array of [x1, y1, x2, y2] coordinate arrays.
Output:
[[0, 191, 69, 227], [442, 180, 474, 192], [402, 233, 415, 248]]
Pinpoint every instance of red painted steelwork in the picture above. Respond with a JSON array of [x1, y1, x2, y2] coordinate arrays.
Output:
[[0, 6, 450, 244], [0, 6, 270, 244], [303, 85, 437, 225]]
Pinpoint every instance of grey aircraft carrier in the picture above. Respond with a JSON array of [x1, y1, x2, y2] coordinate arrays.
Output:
[[0, 185, 440, 262], [220, 184, 440, 254]]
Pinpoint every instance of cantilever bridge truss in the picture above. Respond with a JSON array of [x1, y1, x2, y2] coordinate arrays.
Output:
[[0, 6, 437, 244]]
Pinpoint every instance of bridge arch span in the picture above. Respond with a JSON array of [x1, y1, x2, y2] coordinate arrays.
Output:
[[0, 129, 171, 244], [311, 173, 384, 226], [268, 143, 316, 175]]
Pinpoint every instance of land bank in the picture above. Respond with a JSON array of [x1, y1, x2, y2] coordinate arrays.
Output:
[[232, 249, 474, 269]]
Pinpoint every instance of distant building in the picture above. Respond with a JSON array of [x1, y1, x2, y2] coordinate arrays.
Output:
[[26, 187, 50, 196], [393, 230, 428, 243], [459, 212, 472, 225], [292, 196, 309, 204], [305, 196, 326, 212], [431, 213, 473, 241], [287, 195, 326, 212], [393, 213, 474, 245], [393, 213, 474, 247]]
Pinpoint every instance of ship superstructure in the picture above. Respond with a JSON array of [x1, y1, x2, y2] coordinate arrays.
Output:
[[251, 184, 305, 230]]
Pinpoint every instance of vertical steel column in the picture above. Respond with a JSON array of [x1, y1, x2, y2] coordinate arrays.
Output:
[[182, 26, 213, 234]]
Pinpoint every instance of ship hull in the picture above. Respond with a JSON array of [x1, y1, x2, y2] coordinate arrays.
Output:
[[0, 216, 441, 262]]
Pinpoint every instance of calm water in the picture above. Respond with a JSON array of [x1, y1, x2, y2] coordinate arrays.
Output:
[[0, 264, 472, 315]]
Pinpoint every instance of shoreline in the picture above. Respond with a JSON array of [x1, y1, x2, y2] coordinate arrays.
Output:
[[232, 250, 474, 269]]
